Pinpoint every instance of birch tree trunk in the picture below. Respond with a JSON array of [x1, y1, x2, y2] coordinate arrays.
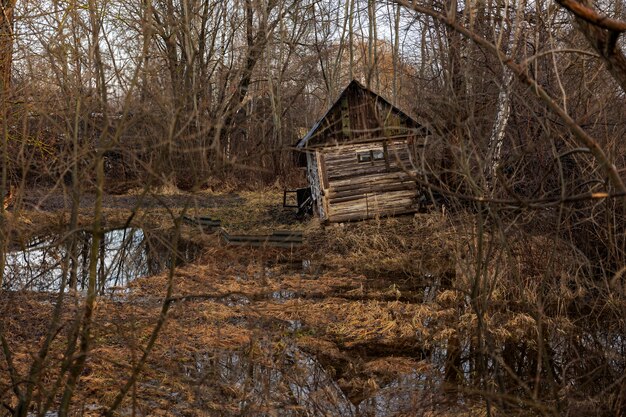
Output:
[[487, 3, 526, 187], [487, 70, 514, 181]]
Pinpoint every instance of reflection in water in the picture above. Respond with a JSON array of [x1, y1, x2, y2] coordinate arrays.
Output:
[[183, 343, 433, 417], [357, 371, 428, 417], [186, 346, 356, 417], [270, 289, 297, 303], [3, 228, 197, 293]]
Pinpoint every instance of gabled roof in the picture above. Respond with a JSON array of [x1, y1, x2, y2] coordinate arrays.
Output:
[[295, 79, 424, 149]]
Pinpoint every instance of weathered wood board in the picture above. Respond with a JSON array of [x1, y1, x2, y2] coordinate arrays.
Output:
[[318, 141, 420, 222], [182, 215, 222, 231], [221, 230, 304, 249], [295, 80, 431, 223], [183, 215, 303, 248]]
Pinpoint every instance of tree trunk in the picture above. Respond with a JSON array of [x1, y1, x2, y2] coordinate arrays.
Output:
[[557, 0, 626, 95], [0, 0, 16, 100]]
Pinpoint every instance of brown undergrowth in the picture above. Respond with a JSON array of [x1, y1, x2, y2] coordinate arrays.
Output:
[[1, 190, 625, 416]]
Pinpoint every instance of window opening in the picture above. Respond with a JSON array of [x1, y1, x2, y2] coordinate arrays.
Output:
[[357, 149, 385, 163], [372, 149, 384, 160], [357, 151, 371, 163]]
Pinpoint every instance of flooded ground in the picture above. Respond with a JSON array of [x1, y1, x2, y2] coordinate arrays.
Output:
[[0, 202, 468, 417], [188, 346, 356, 416], [4, 191, 618, 416], [2, 227, 200, 293], [165, 322, 432, 417]]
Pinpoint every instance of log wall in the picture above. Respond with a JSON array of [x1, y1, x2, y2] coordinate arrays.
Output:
[[317, 139, 419, 222]]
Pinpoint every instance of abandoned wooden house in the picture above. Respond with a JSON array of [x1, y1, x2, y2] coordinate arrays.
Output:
[[295, 80, 430, 223]]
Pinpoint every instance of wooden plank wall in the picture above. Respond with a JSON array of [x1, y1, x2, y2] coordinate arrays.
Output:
[[306, 151, 326, 219], [320, 140, 419, 222]]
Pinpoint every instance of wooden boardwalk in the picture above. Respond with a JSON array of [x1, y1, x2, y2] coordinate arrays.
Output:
[[182, 215, 222, 230], [183, 215, 303, 248], [220, 230, 303, 248]]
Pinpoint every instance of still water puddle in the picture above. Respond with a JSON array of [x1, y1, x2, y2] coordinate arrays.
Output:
[[357, 371, 429, 416], [3, 228, 199, 294], [270, 289, 297, 302], [186, 347, 356, 416], [180, 345, 427, 417]]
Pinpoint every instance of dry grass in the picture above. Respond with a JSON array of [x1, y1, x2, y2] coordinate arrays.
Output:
[[3, 265, 455, 415], [306, 213, 455, 279], [2, 189, 623, 416]]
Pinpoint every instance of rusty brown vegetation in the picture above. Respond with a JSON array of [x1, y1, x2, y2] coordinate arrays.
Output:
[[0, 196, 464, 415], [0, 189, 624, 416], [2, 0, 626, 416]]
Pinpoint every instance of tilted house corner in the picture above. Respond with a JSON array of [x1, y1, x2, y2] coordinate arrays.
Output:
[[296, 80, 431, 223]]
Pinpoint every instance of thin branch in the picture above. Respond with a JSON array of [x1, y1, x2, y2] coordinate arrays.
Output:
[[520, 48, 600, 66]]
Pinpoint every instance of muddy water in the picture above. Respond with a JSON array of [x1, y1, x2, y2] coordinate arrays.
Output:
[[2, 228, 199, 293]]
